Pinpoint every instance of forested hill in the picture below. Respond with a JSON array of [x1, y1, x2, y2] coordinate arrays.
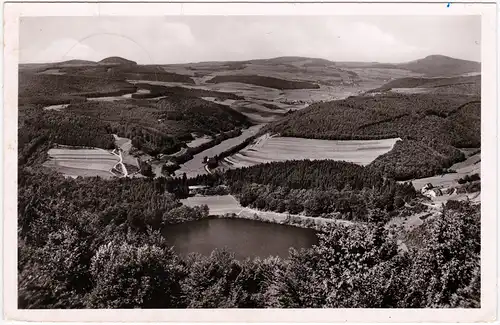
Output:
[[190, 160, 417, 221], [19, 93, 251, 164], [262, 93, 480, 180], [368, 75, 480, 96]]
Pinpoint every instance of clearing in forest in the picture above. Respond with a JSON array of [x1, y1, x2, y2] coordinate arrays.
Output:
[[43, 147, 119, 179], [181, 194, 354, 226], [223, 134, 400, 168]]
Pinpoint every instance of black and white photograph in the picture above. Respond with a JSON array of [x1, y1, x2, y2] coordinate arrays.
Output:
[[2, 2, 498, 322]]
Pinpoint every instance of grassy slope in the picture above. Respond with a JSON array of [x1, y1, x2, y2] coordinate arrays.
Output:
[[369, 75, 480, 96]]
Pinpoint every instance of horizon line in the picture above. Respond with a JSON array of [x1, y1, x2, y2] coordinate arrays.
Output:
[[18, 53, 482, 66]]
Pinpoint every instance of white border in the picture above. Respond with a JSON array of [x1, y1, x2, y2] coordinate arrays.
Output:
[[3, 2, 498, 323]]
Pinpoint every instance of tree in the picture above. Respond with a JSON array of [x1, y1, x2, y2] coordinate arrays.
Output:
[[87, 241, 185, 308]]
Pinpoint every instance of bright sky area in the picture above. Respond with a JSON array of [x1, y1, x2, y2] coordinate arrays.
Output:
[[20, 15, 481, 64]]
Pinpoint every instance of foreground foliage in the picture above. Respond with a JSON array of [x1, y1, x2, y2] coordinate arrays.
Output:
[[18, 168, 480, 309]]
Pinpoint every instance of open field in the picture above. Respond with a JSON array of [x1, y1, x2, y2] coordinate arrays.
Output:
[[129, 78, 377, 112], [186, 135, 213, 148], [181, 195, 242, 215], [223, 134, 400, 168], [43, 147, 119, 178], [202, 96, 287, 123]]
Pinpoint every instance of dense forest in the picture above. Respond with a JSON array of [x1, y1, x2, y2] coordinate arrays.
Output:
[[190, 160, 417, 221], [18, 106, 115, 166], [207, 74, 320, 90], [55, 62, 195, 84], [18, 72, 138, 105], [18, 167, 480, 308], [262, 93, 480, 180], [132, 83, 244, 101]]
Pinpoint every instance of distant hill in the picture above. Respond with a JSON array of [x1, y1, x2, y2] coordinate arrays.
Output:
[[57, 59, 96, 66], [397, 55, 480, 77], [336, 55, 480, 77], [99, 56, 137, 65], [247, 56, 336, 67], [368, 75, 481, 96], [210, 55, 480, 78]]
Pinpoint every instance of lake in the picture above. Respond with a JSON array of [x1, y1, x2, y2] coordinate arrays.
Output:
[[162, 218, 318, 260]]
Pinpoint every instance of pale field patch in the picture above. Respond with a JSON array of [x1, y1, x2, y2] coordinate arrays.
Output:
[[223, 134, 400, 168], [43, 147, 119, 178], [186, 135, 213, 148], [181, 194, 353, 226], [181, 195, 243, 215], [43, 104, 69, 111], [390, 88, 430, 94]]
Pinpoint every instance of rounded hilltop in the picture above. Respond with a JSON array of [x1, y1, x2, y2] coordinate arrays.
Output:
[[99, 56, 137, 65]]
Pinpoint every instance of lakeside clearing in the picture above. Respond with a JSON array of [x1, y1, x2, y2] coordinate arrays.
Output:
[[181, 194, 353, 227]]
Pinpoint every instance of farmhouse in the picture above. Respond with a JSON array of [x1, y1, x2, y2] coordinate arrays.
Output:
[[421, 183, 434, 193], [423, 188, 443, 198]]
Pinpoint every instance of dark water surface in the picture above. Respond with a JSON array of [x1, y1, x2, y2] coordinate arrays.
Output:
[[162, 218, 319, 260]]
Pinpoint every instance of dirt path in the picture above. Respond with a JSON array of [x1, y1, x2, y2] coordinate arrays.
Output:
[[111, 149, 128, 177]]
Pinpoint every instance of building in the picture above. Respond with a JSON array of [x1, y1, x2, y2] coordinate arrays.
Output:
[[423, 188, 443, 198]]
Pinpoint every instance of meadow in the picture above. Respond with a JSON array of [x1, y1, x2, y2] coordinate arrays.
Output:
[[181, 195, 242, 215], [43, 147, 119, 178], [222, 134, 400, 168], [410, 152, 480, 190]]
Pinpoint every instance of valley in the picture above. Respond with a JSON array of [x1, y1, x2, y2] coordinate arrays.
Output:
[[18, 52, 482, 309]]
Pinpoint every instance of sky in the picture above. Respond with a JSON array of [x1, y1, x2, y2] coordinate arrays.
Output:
[[19, 16, 481, 64]]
